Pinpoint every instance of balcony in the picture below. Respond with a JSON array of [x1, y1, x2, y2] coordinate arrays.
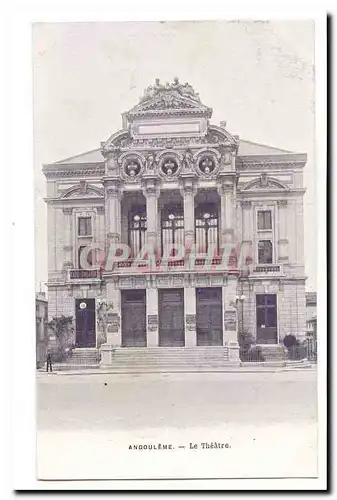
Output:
[[111, 256, 240, 274], [69, 268, 101, 279], [253, 264, 282, 274]]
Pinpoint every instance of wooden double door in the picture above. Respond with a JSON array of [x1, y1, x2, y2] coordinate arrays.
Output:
[[256, 294, 278, 344], [121, 290, 146, 347], [196, 288, 223, 346], [158, 289, 185, 347]]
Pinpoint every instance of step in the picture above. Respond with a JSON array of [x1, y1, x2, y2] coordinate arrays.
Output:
[[98, 366, 239, 373], [53, 364, 100, 371]]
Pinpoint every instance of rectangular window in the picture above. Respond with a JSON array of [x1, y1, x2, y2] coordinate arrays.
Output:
[[258, 240, 273, 264], [257, 210, 272, 230], [78, 217, 92, 236]]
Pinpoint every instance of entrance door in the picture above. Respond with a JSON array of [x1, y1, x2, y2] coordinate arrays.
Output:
[[75, 298, 96, 347], [121, 290, 146, 347], [196, 288, 223, 346], [256, 294, 278, 344], [159, 289, 185, 346]]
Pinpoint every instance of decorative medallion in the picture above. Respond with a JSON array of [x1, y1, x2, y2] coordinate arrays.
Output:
[[125, 159, 141, 179], [161, 157, 179, 178], [195, 151, 220, 178], [199, 156, 216, 175], [157, 151, 183, 180], [118, 152, 146, 182]]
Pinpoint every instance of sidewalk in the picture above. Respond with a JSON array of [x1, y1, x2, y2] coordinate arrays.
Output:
[[37, 360, 315, 377]]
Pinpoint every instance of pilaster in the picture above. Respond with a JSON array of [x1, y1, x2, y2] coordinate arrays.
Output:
[[277, 200, 289, 261], [146, 288, 159, 346], [184, 287, 197, 346], [105, 280, 121, 346], [62, 208, 73, 269], [222, 278, 239, 344]]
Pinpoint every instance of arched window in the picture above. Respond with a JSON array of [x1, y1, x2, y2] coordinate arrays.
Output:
[[161, 205, 184, 256], [195, 203, 219, 254], [128, 206, 147, 257]]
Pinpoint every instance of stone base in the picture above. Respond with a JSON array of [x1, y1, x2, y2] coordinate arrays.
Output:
[[99, 343, 117, 366], [227, 341, 240, 364]]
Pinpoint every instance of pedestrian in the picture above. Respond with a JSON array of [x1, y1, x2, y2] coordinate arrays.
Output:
[[46, 349, 53, 373]]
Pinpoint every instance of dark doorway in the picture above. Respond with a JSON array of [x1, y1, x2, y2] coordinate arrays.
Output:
[[256, 294, 278, 344], [75, 298, 96, 347], [196, 288, 223, 346], [121, 290, 146, 347], [158, 289, 185, 346]]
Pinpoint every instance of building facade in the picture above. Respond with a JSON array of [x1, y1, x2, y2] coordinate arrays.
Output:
[[43, 78, 307, 364], [306, 292, 317, 337], [36, 292, 48, 366]]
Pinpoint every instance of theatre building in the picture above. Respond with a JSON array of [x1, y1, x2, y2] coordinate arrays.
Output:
[[43, 78, 307, 366]]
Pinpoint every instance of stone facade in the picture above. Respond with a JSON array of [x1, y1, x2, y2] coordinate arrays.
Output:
[[43, 78, 308, 363], [36, 292, 48, 366]]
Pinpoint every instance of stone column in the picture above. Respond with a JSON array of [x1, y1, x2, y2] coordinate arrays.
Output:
[[184, 287, 197, 346], [62, 208, 73, 269], [277, 200, 289, 261], [222, 278, 240, 364], [181, 179, 196, 253], [146, 288, 158, 346], [218, 179, 235, 246], [143, 180, 160, 256], [106, 183, 122, 243]]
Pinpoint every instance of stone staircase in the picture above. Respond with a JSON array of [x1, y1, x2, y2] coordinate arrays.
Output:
[[52, 348, 100, 371], [100, 346, 233, 373]]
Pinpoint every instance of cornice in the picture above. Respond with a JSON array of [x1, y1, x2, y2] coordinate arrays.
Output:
[[236, 188, 306, 198], [127, 108, 213, 120], [236, 153, 307, 170], [43, 165, 105, 178], [44, 196, 104, 205]]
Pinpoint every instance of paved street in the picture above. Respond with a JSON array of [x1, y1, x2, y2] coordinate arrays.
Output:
[[37, 369, 317, 432]]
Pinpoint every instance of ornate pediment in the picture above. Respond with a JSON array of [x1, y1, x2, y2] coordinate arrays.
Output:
[[242, 174, 289, 191], [60, 181, 104, 199], [127, 78, 212, 118]]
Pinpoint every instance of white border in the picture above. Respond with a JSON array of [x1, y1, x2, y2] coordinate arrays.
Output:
[[4, 4, 327, 493]]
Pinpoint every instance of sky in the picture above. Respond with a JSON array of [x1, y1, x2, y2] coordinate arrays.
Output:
[[33, 20, 316, 291]]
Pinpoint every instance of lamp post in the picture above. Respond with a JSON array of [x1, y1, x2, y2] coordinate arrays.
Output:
[[235, 294, 246, 338]]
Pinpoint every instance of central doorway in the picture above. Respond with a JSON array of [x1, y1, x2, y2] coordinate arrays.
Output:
[[158, 289, 185, 346], [196, 288, 223, 346], [121, 290, 146, 347]]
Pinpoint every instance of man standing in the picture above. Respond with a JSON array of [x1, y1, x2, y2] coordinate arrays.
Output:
[[46, 349, 53, 373]]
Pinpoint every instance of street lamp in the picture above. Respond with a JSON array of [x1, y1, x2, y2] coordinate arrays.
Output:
[[235, 294, 246, 337]]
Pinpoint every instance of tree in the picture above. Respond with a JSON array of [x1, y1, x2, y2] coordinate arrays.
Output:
[[283, 334, 298, 360], [47, 315, 74, 360]]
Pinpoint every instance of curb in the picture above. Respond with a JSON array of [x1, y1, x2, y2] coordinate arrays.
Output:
[[37, 365, 315, 377]]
